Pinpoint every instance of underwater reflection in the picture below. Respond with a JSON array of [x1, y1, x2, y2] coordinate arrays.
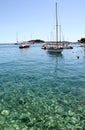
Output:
[[19, 47, 30, 54], [47, 51, 63, 58], [46, 51, 63, 74]]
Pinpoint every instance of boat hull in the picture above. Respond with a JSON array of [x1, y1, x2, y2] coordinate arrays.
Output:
[[19, 45, 30, 49], [47, 45, 63, 53]]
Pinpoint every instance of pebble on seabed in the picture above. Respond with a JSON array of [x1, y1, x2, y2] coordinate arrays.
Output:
[[1, 110, 9, 116]]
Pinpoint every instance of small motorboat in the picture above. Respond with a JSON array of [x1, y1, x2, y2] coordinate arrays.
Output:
[[41, 44, 47, 49], [19, 41, 30, 49], [19, 44, 30, 49]]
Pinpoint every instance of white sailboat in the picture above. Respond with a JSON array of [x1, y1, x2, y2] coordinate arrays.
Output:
[[47, 2, 63, 53]]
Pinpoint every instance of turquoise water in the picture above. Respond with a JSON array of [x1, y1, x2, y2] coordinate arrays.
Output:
[[0, 43, 85, 130]]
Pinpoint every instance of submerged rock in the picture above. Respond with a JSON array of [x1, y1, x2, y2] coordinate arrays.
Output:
[[0, 115, 5, 124], [4, 127, 15, 130], [1, 110, 9, 116], [68, 110, 74, 116]]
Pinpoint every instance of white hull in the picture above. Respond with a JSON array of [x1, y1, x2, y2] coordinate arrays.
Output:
[[46, 3, 63, 53], [47, 43, 63, 53]]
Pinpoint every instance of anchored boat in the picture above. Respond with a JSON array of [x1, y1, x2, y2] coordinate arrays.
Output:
[[19, 41, 30, 49], [47, 2, 63, 53]]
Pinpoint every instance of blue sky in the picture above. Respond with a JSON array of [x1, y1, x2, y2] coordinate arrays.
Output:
[[0, 0, 85, 43]]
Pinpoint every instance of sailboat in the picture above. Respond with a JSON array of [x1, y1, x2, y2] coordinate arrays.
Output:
[[47, 2, 63, 53], [19, 41, 30, 49]]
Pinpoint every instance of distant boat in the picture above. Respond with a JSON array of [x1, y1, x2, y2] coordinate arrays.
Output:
[[80, 43, 85, 47], [19, 41, 30, 49], [14, 43, 19, 45], [47, 43, 63, 52], [19, 44, 30, 49], [47, 2, 63, 53], [41, 43, 47, 49]]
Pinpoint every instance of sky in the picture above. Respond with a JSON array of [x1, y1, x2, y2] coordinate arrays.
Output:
[[0, 0, 85, 43]]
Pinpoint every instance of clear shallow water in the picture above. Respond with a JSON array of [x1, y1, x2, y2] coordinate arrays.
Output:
[[0, 43, 85, 130]]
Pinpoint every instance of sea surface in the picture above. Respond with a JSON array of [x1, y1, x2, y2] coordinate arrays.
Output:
[[0, 43, 85, 130]]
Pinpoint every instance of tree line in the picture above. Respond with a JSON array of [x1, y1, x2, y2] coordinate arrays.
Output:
[[78, 38, 85, 43]]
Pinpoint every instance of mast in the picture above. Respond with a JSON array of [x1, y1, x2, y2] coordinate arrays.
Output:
[[59, 25, 61, 42], [56, 2, 58, 43], [16, 32, 18, 43]]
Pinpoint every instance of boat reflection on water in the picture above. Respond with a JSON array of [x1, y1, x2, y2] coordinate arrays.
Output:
[[47, 51, 63, 58], [47, 51, 63, 73]]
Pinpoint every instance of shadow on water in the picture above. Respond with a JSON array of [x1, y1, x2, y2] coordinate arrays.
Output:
[[46, 51, 64, 74], [19, 47, 29, 53], [46, 51, 63, 58]]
